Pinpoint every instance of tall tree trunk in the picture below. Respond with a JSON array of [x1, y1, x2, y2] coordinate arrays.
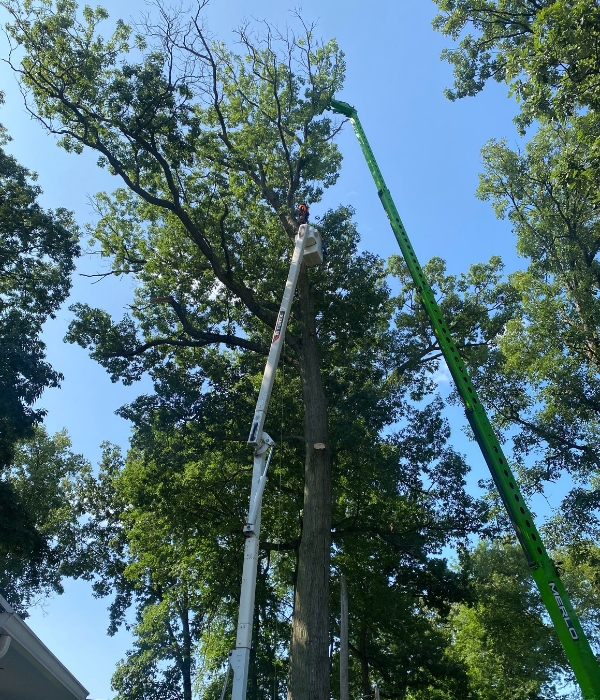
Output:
[[340, 575, 349, 700], [179, 602, 192, 700], [287, 266, 331, 700], [359, 624, 371, 700]]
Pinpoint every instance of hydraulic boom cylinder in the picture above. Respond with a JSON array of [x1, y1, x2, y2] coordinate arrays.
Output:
[[329, 97, 600, 700]]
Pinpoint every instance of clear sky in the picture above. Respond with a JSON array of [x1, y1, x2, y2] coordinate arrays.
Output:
[[0, 1, 535, 697]]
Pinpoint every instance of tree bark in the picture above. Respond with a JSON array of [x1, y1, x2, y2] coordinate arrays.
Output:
[[359, 624, 371, 700], [179, 604, 192, 700], [340, 574, 349, 700], [287, 265, 331, 700]]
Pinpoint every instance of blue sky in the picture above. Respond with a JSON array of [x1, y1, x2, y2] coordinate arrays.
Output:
[[0, 1, 534, 697]]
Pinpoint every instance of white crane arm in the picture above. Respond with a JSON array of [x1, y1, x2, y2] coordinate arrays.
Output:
[[229, 222, 322, 700]]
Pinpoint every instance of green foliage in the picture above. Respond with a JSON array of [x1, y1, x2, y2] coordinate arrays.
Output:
[[448, 540, 571, 700], [0, 120, 79, 466], [67, 212, 507, 699], [469, 123, 600, 542], [1, 3, 532, 697], [0, 427, 89, 615], [0, 110, 80, 614], [388, 252, 519, 404], [432, 2, 600, 695], [553, 540, 600, 646], [433, 0, 600, 643], [432, 0, 600, 128], [0, 0, 349, 390]]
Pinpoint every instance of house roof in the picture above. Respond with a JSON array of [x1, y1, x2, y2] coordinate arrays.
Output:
[[0, 594, 89, 700]]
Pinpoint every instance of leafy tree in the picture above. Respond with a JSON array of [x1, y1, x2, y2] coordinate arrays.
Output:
[[447, 540, 571, 700], [387, 252, 519, 402], [432, 0, 600, 128], [2, 3, 346, 695], [433, 0, 600, 568], [0, 102, 79, 467], [431, 3, 600, 694], [0, 426, 89, 615], [552, 539, 600, 648], [1, 3, 523, 697], [65, 210, 506, 700], [0, 104, 79, 604], [463, 123, 600, 542], [80, 443, 234, 700]]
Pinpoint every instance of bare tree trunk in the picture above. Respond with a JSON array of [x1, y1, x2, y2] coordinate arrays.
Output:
[[359, 625, 371, 700], [287, 266, 331, 700], [340, 575, 349, 700], [179, 603, 192, 700]]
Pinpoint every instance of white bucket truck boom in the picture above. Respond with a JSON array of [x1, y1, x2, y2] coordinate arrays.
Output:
[[227, 206, 322, 700]]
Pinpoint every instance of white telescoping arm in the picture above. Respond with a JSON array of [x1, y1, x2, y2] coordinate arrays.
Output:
[[247, 224, 314, 448], [229, 224, 319, 700]]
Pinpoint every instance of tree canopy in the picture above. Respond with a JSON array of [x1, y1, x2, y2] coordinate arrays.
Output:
[[447, 540, 571, 700], [433, 0, 600, 549], [0, 104, 79, 467], [2, 2, 349, 694], [433, 0, 600, 128], [0, 96, 80, 601], [0, 427, 89, 615], [475, 124, 600, 518], [4, 1, 598, 698]]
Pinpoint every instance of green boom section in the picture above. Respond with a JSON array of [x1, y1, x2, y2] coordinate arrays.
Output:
[[330, 98, 600, 699]]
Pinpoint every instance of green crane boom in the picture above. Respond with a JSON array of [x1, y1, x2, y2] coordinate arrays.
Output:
[[329, 98, 600, 699]]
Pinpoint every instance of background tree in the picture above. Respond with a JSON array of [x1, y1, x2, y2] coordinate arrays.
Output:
[[432, 0, 600, 129], [552, 539, 600, 648], [432, 4, 600, 688], [0, 426, 89, 615], [0, 99, 79, 467], [0, 96, 80, 603], [447, 540, 572, 700], [465, 123, 600, 547], [75, 440, 236, 700], [3, 2, 345, 696], [391, 0, 600, 665], [398, 541, 599, 700]]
